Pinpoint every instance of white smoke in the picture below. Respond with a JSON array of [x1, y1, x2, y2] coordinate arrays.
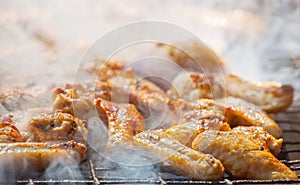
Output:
[[41, 157, 84, 181]]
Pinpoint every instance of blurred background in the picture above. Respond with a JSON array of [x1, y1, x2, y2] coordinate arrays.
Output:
[[0, 0, 299, 105]]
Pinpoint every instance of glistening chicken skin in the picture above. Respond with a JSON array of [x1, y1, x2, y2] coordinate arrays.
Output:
[[168, 72, 294, 113], [215, 97, 283, 138], [27, 111, 88, 142], [134, 130, 225, 180], [232, 126, 283, 155], [0, 120, 23, 142], [174, 98, 283, 138], [96, 99, 224, 180], [192, 130, 298, 180], [96, 98, 145, 150], [166, 99, 231, 146], [52, 81, 112, 119], [0, 140, 87, 173]]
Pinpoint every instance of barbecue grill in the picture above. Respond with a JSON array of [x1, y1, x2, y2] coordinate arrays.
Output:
[[4, 55, 299, 185]]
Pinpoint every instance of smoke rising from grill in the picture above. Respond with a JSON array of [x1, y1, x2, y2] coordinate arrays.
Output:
[[41, 157, 84, 181]]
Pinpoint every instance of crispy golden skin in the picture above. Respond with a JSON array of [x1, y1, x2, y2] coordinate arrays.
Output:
[[56, 60, 176, 128], [106, 69, 170, 105], [96, 99, 145, 149], [27, 111, 87, 143], [52, 81, 111, 119], [192, 130, 298, 180], [232, 126, 283, 155], [172, 99, 227, 126], [134, 130, 225, 180], [96, 60, 125, 81], [222, 74, 294, 113], [215, 97, 282, 138], [98, 62, 177, 128], [0, 107, 53, 142], [167, 72, 224, 100], [166, 99, 230, 146], [126, 78, 178, 128], [0, 119, 23, 142], [52, 88, 95, 119], [166, 120, 228, 147], [172, 98, 282, 138], [96, 98, 224, 180], [168, 72, 294, 113], [0, 140, 87, 174]]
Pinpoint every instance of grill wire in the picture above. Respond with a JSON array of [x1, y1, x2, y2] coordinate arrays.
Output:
[[9, 56, 300, 184]]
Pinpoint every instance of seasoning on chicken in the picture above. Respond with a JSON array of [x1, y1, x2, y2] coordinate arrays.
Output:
[[96, 99, 145, 150], [27, 111, 87, 142], [222, 74, 293, 113], [96, 60, 125, 81], [0, 117, 23, 142], [172, 98, 282, 138], [99, 63, 177, 128], [52, 62, 120, 119], [56, 60, 178, 129], [134, 129, 225, 180], [166, 99, 230, 146], [192, 130, 298, 180], [0, 140, 87, 174], [168, 72, 294, 113], [167, 72, 224, 100], [52, 81, 111, 119], [215, 97, 282, 138], [175, 98, 282, 138], [166, 119, 229, 147], [172, 99, 227, 124], [232, 126, 283, 155]]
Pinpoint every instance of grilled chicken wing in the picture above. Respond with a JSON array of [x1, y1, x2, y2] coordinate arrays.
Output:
[[96, 99, 145, 149], [82, 60, 178, 128], [175, 98, 282, 138], [167, 72, 224, 100], [52, 88, 95, 119], [166, 119, 229, 147], [95, 60, 125, 81], [27, 111, 87, 142], [192, 130, 297, 180], [52, 81, 111, 119], [172, 99, 226, 124], [173, 98, 282, 138], [168, 72, 294, 113], [232, 126, 283, 155], [166, 99, 230, 146], [222, 74, 294, 113], [0, 118, 22, 142], [215, 97, 282, 138], [95, 97, 227, 180], [96, 98, 224, 180], [55, 61, 176, 129], [0, 140, 87, 175], [134, 130, 225, 180], [98, 63, 177, 128]]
